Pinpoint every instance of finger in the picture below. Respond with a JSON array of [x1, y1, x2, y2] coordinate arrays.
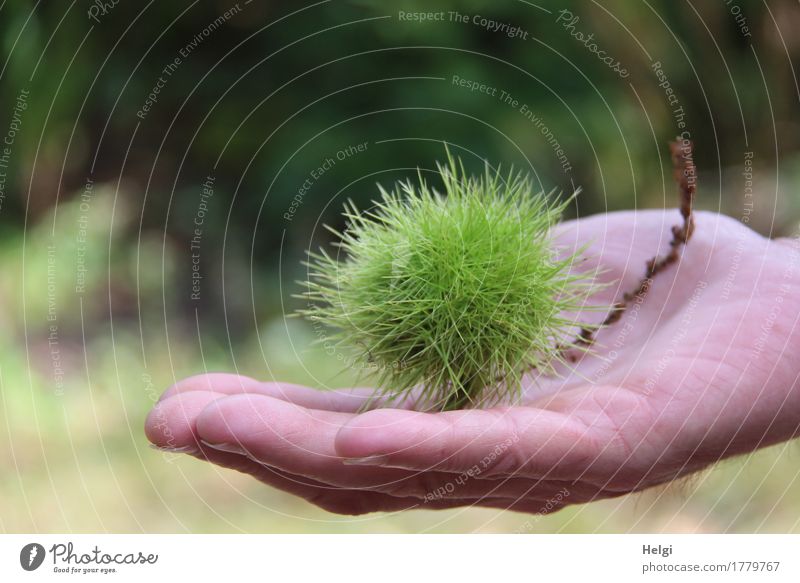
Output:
[[184, 442, 532, 515], [193, 393, 569, 500], [145, 392, 475, 514], [477, 495, 573, 516], [187, 444, 425, 515], [159, 373, 417, 412], [194, 392, 433, 496], [334, 406, 612, 481], [145, 390, 225, 448], [189, 446, 573, 514]]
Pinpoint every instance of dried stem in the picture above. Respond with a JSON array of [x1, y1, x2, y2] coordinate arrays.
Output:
[[571, 138, 697, 350]]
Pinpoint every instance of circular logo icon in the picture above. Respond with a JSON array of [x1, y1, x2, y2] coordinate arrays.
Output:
[[20, 543, 46, 571]]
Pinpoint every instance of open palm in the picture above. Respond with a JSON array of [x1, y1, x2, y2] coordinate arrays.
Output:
[[146, 210, 800, 515]]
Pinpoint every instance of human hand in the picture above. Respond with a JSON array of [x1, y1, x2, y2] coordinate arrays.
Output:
[[145, 210, 800, 515]]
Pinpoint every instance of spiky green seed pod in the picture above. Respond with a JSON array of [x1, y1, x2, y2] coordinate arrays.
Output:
[[299, 153, 599, 410]]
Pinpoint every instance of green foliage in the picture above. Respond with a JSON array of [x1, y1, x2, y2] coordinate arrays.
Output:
[[301, 153, 599, 410], [1, 0, 799, 532]]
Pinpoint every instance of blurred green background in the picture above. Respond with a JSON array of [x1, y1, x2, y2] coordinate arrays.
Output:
[[1, 0, 799, 532]]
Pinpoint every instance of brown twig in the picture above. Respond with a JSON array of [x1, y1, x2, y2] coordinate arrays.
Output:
[[571, 137, 697, 350]]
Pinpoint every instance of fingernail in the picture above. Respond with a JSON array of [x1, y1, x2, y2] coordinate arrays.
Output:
[[149, 444, 198, 454], [342, 455, 390, 466], [200, 439, 248, 456]]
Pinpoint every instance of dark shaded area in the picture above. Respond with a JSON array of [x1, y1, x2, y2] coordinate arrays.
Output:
[[1, 0, 798, 356]]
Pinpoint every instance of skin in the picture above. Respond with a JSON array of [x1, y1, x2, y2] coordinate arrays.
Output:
[[145, 210, 800, 516]]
